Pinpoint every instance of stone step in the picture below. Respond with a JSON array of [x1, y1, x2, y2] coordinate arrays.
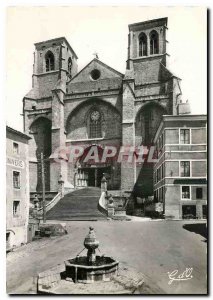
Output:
[[46, 188, 106, 220]]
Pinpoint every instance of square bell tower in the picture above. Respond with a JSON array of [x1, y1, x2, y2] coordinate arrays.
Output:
[[32, 37, 78, 96], [127, 18, 168, 85]]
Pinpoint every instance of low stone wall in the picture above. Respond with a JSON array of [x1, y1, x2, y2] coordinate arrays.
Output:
[[114, 208, 126, 217], [37, 192, 61, 213], [39, 223, 68, 237]]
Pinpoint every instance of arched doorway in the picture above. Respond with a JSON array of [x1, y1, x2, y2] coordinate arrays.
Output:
[[74, 145, 112, 188], [136, 103, 166, 145], [30, 117, 52, 191], [134, 103, 167, 198]]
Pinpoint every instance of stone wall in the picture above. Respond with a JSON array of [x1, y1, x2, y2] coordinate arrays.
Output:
[[133, 57, 166, 85]]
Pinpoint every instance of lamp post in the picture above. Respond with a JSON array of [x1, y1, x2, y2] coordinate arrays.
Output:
[[40, 152, 46, 223]]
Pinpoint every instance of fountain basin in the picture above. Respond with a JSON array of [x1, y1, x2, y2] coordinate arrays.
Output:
[[65, 255, 119, 283]]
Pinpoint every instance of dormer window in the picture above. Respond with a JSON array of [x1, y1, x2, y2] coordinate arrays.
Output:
[[68, 57, 72, 74], [139, 33, 147, 57], [45, 51, 55, 72], [150, 30, 159, 55]]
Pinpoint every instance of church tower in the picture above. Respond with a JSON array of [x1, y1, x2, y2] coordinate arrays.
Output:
[[121, 18, 183, 197], [23, 37, 78, 193], [23, 18, 189, 203], [127, 17, 168, 80], [32, 37, 78, 97]]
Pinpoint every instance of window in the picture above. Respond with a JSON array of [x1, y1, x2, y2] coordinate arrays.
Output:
[[139, 33, 147, 57], [90, 69, 101, 80], [13, 142, 19, 155], [180, 129, 190, 144], [45, 51, 55, 72], [181, 186, 190, 199], [150, 30, 159, 55], [157, 168, 160, 182], [158, 134, 164, 151], [89, 110, 102, 138], [161, 164, 164, 179], [202, 205, 207, 219], [159, 187, 164, 202], [13, 171, 20, 189], [13, 201, 20, 217], [68, 57, 72, 74], [196, 188, 203, 199], [159, 187, 162, 201], [180, 161, 190, 177]]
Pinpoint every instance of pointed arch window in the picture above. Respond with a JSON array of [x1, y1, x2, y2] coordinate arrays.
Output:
[[139, 33, 147, 57], [45, 51, 55, 72], [89, 110, 102, 138], [68, 57, 72, 74], [150, 30, 159, 55]]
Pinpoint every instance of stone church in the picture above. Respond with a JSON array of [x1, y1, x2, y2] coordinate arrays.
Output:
[[23, 17, 188, 198]]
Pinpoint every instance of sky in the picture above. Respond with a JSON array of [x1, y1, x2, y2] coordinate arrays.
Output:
[[6, 6, 207, 131]]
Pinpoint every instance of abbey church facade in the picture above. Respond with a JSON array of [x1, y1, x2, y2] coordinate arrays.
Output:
[[23, 18, 188, 198]]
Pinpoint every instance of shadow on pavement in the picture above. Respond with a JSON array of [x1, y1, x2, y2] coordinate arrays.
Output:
[[183, 223, 207, 241]]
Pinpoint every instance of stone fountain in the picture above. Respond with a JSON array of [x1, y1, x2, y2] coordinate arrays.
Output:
[[37, 227, 145, 294], [65, 227, 119, 283]]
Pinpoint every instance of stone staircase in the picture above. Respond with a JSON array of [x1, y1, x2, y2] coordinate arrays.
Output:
[[46, 187, 107, 221]]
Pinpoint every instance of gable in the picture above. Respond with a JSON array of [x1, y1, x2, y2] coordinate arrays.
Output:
[[70, 59, 123, 83], [67, 59, 123, 94]]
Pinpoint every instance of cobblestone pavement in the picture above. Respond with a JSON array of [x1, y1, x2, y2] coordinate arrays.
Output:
[[6, 220, 207, 294]]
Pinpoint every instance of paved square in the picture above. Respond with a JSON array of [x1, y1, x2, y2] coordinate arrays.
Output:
[[7, 220, 207, 294]]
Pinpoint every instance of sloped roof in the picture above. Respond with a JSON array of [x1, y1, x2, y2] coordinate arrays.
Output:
[[160, 63, 181, 81], [6, 126, 31, 140]]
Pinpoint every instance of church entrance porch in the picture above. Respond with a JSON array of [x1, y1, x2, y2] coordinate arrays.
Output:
[[76, 166, 110, 188], [72, 144, 120, 190]]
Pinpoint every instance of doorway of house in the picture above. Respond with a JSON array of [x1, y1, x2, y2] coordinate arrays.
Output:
[[182, 205, 196, 219]]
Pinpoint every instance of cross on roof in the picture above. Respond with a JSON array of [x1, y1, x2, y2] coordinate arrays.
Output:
[[93, 52, 99, 59]]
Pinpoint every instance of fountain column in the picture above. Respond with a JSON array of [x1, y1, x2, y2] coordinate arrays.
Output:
[[84, 227, 99, 265]]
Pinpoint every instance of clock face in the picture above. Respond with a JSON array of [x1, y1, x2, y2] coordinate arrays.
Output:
[[91, 111, 100, 121]]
